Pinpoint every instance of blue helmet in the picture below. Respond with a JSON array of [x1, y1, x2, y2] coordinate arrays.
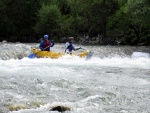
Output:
[[44, 35, 48, 39]]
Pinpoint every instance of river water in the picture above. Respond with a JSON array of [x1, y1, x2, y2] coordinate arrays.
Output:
[[0, 43, 150, 113]]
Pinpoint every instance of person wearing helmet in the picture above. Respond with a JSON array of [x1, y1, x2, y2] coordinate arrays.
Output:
[[39, 35, 54, 51], [65, 37, 81, 54]]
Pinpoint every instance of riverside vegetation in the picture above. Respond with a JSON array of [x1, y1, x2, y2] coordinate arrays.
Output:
[[0, 0, 149, 45]]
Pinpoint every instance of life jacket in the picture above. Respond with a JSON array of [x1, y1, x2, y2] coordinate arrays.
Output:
[[67, 41, 73, 52], [42, 40, 50, 49]]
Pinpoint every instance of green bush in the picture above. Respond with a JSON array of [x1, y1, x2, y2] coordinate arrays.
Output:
[[34, 4, 61, 37]]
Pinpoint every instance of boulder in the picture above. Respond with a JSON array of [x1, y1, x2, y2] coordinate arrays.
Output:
[[50, 105, 71, 112]]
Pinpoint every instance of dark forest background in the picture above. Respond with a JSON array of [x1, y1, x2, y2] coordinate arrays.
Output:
[[0, 0, 149, 45]]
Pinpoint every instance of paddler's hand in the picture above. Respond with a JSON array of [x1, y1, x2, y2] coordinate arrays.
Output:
[[41, 48, 44, 51], [75, 47, 82, 51]]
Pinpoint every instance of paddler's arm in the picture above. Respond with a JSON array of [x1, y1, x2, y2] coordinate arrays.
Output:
[[50, 40, 54, 47], [75, 47, 81, 51], [65, 42, 69, 53], [39, 41, 44, 50], [72, 45, 78, 51]]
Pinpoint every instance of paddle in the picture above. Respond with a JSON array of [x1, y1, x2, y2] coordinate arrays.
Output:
[[76, 47, 87, 51], [78, 47, 94, 59], [75, 47, 82, 51], [27, 45, 51, 58], [79, 47, 86, 51], [85, 51, 94, 60]]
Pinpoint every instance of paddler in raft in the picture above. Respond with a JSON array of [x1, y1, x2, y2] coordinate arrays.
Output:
[[39, 35, 54, 51], [65, 37, 81, 54]]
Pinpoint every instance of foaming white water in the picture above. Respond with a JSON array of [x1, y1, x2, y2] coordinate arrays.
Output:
[[0, 43, 32, 60], [0, 45, 150, 113], [131, 52, 150, 58], [1, 54, 150, 69], [1, 54, 150, 76]]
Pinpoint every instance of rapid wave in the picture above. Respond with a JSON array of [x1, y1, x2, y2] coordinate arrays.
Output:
[[131, 52, 150, 58], [0, 43, 150, 60], [0, 43, 33, 60], [0, 43, 150, 113], [0, 43, 150, 69]]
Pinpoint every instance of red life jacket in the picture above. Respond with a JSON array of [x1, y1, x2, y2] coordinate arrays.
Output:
[[42, 40, 50, 49]]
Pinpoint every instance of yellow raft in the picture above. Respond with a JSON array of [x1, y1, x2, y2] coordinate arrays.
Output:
[[30, 47, 92, 59]]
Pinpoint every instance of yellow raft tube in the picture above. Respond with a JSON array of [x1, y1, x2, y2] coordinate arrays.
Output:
[[31, 47, 92, 59]]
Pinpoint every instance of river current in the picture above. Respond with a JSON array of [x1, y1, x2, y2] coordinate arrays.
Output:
[[0, 42, 150, 113]]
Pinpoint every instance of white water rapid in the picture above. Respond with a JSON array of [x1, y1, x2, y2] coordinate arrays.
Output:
[[0, 43, 150, 113]]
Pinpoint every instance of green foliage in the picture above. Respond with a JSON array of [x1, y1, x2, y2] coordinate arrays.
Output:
[[57, 0, 71, 15], [107, 0, 150, 45], [0, 0, 40, 41], [34, 4, 61, 37], [108, 6, 130, 30], [67, 0, 118, 39], [60, 15, 74, 36], [117, 0, 127, 6], [0, 0, 149, 45], [126, 0, 150, 28]]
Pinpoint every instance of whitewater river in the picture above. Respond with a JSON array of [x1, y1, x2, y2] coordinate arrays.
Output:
[[0, 42, 150, 113]]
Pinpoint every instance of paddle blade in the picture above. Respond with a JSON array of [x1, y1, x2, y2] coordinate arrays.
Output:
[[27, 54, 35, 58], [85, 51, 94, 60]]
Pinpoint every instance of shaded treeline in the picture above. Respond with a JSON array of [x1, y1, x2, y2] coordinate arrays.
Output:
[[0, 0, 149, 45]]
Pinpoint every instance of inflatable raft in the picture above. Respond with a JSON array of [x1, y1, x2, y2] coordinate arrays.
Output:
[[28, 47, 93, 59]]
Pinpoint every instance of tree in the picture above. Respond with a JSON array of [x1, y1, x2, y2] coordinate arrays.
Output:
[[34, 4, 62, 38], [59, 0, 119, 44], [107, 0, 150, 45], [87, 0, 118, 44], [0, 0, 40, 41], [126, 0, 150, 28], [125, 0, 150, 45]]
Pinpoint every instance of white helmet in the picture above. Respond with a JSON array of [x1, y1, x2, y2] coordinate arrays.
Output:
[[69, 37, 74, 40]]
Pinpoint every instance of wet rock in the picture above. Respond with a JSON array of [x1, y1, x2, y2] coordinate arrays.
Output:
[[30, 102, 44, 107], [50, 105, 71, 112], [6, 104, 27, 111], [2, 40, 7, 43]]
